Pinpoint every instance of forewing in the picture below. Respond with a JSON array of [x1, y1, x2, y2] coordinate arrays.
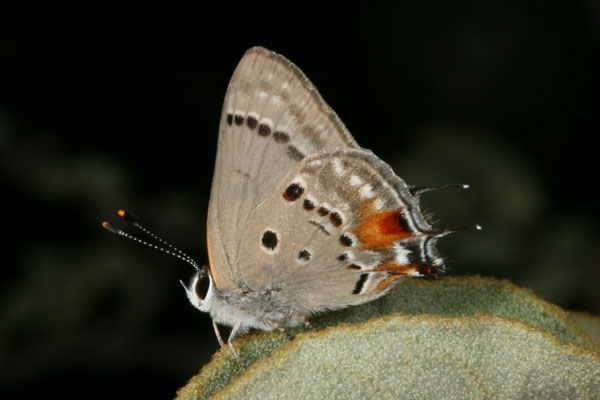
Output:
[[238, 149, 443, 315], [208, 47, 358, 290]]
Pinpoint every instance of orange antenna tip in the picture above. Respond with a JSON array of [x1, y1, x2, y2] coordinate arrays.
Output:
[[102, 221, 118, 233], [118, 209, 135, 223]]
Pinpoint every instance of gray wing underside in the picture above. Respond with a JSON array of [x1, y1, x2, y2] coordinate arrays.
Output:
[[238, 150, 439, 315], [208, 47, 359, 290]]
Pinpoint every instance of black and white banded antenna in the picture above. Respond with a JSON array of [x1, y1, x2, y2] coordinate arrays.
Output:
[[102, 210, 199, 271]]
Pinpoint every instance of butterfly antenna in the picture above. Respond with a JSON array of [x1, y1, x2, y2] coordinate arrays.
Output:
[[117, 210, 198, 265], [410, 183, 470, 197], [102, 210, 199, 270]]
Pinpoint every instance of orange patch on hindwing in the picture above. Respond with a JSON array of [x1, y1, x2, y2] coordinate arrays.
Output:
[[374, 262, 430, 291], [377, 275, 403, 291], [352, 199, 426, 292], [353, 199, 412, 251]]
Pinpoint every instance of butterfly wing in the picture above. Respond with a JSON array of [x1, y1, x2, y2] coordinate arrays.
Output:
[[208, 47, 359, 290], [238, 149, 442, 315]]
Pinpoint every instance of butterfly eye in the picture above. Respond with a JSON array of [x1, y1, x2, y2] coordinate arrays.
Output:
[[194, 271, 211, 301]]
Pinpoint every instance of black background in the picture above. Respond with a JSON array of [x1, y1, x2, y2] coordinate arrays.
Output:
[[2, 1, 599, 399]]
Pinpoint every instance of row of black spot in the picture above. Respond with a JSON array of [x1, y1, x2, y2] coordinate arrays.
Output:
[[281, 182, 364, 278], [261, 226, 367, 294], [226, 112, 305, 161], [315, 204, 343, 228], [261, 229, 313, 262], [283, 182, 346, 231]]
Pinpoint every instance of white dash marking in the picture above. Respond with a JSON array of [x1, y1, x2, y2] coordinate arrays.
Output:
[[392, 242, 411, 265], [359, 184, 374, 199], [332, 159, 345, 176], [349, 175, 363, 186]]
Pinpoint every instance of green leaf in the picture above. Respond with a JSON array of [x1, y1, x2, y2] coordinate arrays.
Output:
[[570, 311, 600, 348], [176, 276, 600, 400]]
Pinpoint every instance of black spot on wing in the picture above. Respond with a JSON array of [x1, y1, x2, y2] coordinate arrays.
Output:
[[287, 145, 305, 161], [234, 115, 244, 126], [318, 206, 330, 216], [283, 183, 304, 201], [247, 115, 258, 129], [226, 113, 233, 126], [339, 234, 353, 247], [353, 273, 369, 294], [262, 230, 278, 250], [329, 212, 343, 227], [298, 249, 311, 261], [273, 131, 289, 143], [258, 123, 271, 137], [303, 198, 315, 211]]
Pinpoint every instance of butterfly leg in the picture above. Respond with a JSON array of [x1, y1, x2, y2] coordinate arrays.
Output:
[[290, 309, 313, 330], [265, 318, 293, 340], [227, 321, 246, 369], [212, 320, 225, 348]]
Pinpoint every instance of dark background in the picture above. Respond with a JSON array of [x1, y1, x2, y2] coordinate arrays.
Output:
[[2, 1, 599, 399]]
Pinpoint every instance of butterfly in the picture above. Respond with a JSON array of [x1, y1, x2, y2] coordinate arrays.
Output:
[[105, 46, 474, 367]]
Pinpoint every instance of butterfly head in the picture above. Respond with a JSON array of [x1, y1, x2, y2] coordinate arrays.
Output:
[[182, 265, 213, 311]]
